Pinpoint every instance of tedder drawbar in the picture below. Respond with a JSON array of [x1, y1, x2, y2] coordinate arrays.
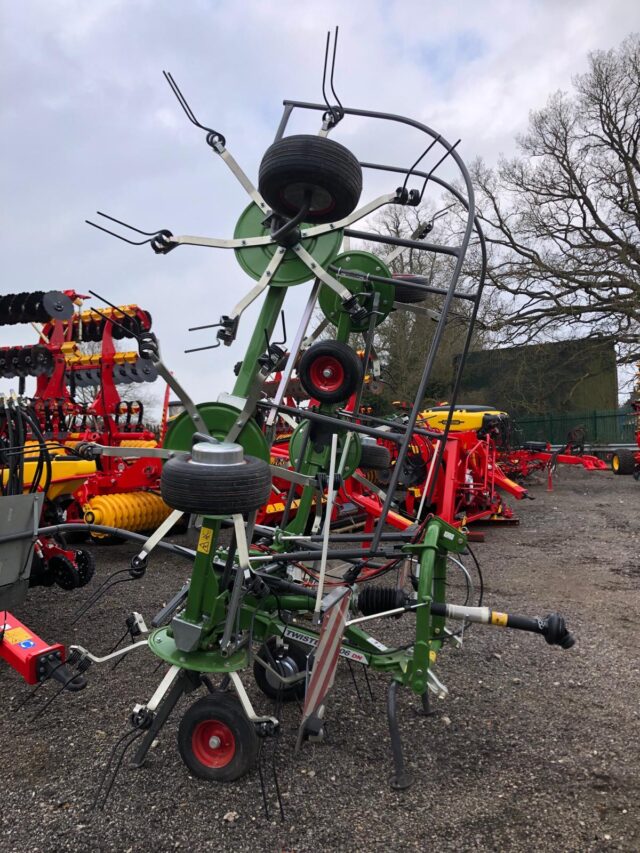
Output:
[[1, 30, 575, 810]]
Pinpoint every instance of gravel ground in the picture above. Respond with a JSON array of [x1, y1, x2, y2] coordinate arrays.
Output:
[[1, 467, 638, 852]]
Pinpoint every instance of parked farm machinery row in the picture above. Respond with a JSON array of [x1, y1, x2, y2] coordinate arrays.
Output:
[[0, 289, 172, 534], [609, 400, 640, 479]]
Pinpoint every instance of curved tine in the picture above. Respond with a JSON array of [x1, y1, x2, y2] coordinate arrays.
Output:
[[321, 32, 336, 124], [418, 139, 461, 201], [71, 571, 135, 624], [96, 211, 162, 237], [274, 310, 287, 346], [184, 341, 221, 354], [91, 305, 140, 341], [88, 288, 132, 320], [401, 136, 440, 195], [163, 70, 202, 128], [431, 202, 457, 223], [163, 70, 226, 145], [85, 220, 152, 246], [97, 729, 146, 809], [329, 26, 343, 112], [93, 728, 143, 810]]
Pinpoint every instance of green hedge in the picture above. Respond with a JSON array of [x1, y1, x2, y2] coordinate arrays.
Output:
[[515, 408, 636, 445]]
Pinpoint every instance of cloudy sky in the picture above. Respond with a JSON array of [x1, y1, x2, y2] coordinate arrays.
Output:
[[1, 0, 638, 409]]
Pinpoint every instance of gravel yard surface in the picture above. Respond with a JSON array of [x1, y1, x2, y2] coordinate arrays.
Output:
[[1, 467, 638, 852]]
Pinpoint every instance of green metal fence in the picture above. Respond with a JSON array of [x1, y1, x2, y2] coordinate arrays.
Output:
[[515, 408, 637, 446]]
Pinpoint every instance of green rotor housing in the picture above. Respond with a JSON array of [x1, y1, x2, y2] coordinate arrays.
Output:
[[233, 202, 344, 286]]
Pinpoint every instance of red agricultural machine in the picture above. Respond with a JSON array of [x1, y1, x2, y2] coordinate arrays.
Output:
[[609, 400, 640, 479], [367, 403, 528, 530], [1, 289, 172, 534], [497, 422, 608, 482]]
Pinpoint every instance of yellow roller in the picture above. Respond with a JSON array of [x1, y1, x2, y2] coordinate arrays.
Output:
[[75, 304, 138, 327], [64, 349, 140, 368], [83, 491, 172, 532], [119, 440, 158, 448]]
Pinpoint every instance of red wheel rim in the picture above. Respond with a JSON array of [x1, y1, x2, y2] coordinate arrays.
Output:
[[192, 720, 236, 768], [308, 355, 345, 393]]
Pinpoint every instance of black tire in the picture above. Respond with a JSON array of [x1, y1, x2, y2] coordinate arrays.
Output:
[[253, 637, 308, 702], [74, 548, 95, 587], [611, 449, 636, 475], [359, 441, 392, 471], [178, 693, 258, 783], [298, 340, 363, 404], [161, 455, 272, 516], [259, 134, 362, 224], [391, 274, 428, 304], [49, 555, 79, 590]]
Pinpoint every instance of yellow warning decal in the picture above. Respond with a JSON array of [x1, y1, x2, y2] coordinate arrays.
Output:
[[197, 527, 214, 555], [491, 611, 508, 627], [429, 650, 437, 663], [3, 627, 31, 645]]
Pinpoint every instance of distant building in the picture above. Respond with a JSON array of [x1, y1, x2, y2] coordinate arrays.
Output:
[[455, 338, 617, 416]]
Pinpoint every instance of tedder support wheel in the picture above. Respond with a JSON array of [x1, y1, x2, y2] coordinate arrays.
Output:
[[391, 274, 429, 304], [359, 440, 392, 471], [258, 134, 363, 224], [298, 340, 363, 405], [253, 637, 308, 702], [161, 453, 272, 516], [178, 693, 258, 783], [611, 449, 636, 475]]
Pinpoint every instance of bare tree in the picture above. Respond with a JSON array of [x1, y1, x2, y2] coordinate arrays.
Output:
[[358, 203, 487, 409], [472, 34, 640, 365]]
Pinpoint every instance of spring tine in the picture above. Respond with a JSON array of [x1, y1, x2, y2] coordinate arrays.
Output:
[[96, 211, 163, 237], [29, 657, 88, 723], [431, 202, 457, 223], [418, 139, 461, 200], [163, 70, 201, 128], [321, 31, 332, 118], [108, 627, 132, 670], [71, 568, 131, 623], [329, 26, 343, 113], [93, 728, 136, 809], [187, 321, 222, 332], [87, 290, 146, 344], [163, 71, 226, 145], [273, 311, 287, 347], [257, 740, 270, 821], [362, 664, 374, 701], [111, 634, 137, 671], [12, 658, 67, 712], [98, 729, 145, 809], [271, 732, 285, 823], [184, 342, 221, 354], [85, 219, 153, 246], [93, 728, 144, 810], [401, 136, 441, 195], [71, 573, 137, 625], [88, 289, 131, 320], [90, 306, 138, 342], [346, 659, 362, 704]]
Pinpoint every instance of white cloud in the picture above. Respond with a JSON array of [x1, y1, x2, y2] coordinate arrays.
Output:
[[1, 0, 638, 405]]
